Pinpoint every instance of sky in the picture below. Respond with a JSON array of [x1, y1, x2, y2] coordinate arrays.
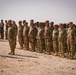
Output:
[[0, 0, 76, 24]]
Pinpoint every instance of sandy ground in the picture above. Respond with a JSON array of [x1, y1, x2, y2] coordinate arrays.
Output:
[[0, 40, 76, 75]]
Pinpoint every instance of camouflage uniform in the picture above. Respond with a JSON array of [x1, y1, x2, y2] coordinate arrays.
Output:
[[67, 28, 76, 59], [44, 26, 52, 54], [58, 28, 66, 57], [23, 26, 29, 50], [18, 24, 23, 49], [0, 21, 4, 39], [8, 25, 16, 55], [28, 26, 37, 51], [13, 23, 18, 48], [37, 27, 44, 53], [52, 29, 59, 56]]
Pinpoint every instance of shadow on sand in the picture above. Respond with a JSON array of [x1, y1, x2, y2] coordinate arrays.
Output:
[[0, 54, 39, 59]]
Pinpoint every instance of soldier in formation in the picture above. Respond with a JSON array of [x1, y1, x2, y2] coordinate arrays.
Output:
[[0, 19, 76, 59], [18, 21, 24, 49], [0, 20, 4, 39]]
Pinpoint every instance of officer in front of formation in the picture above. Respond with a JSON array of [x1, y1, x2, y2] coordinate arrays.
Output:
[[8, 20, 16, 55]]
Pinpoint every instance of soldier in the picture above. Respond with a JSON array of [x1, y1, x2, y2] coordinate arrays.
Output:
[[58, 23, 66, 58], [5, 20, 8, 39], [67, 22, 76, 59], [8, 20, 16, 55], [18, 21, 24, 49], [13, 21, 18, 48], [28, 20, 37, 52], [0, 20, 4, 39], [36, 22, 44, 53], [23, 22, 29, 50], [44, 20, 52, 55], [23, 20, 26, 25], [52, 25, 59, 56]]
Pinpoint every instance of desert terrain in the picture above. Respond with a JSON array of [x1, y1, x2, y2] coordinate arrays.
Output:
[[0, 39, 76, 75]]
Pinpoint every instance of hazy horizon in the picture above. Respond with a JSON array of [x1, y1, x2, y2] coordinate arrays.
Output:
[[0, 0, 76, 24]]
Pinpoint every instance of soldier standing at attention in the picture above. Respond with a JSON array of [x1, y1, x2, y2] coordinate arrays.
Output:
[[58, 24, 66, 58], [13, 21, 18, 48], [52, 25, 59, 56], [5, 20, 8, 39], [44, 20, 52, 55], [36, 22, 44, 53], [0, 20, 4, 39], [8, 20, 16, 55], [23, 22, 29, 50], [18, 21, 24, 49], [28, 20, 37, 52], [67, 22, 76, 59]]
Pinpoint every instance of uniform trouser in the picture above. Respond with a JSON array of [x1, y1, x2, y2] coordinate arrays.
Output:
[[59, 41, 65, 56], [29, 38, 35, 51], [53, 41, 58, 55], [67, 41, 75, 58], [9, 39, 16, 54], [45, 40, 51, 53], [24, 37, 29, 50], [37, 39, 43, 52], [1, 31, 4, 39], [18, 36, 23, 48], [5, 30, 8, 39]]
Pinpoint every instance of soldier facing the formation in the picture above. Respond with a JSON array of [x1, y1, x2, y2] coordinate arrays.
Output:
[[8, 20, 16, 55]]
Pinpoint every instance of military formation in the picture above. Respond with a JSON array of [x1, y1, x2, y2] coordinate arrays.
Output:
[[0, 19, 76, 59]]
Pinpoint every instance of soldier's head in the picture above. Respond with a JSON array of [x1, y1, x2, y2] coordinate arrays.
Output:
[[24, 22, 28, 27], [30, 19, 34, 26], [50, 22, 54, 27], [45, 20, 49, 26], [36, 22, 39, 27], [1, 20, 3, 23], [39, 22, 42, 27], [5, 20, 7, 23], [54, 25, 58, 29], [8, 20, 12, 25], [13, 21, 15, 24], [18, 21, 22, 25], [59, 23, 63, 29], [23, 20, 26, 25], [69, 22, 73, 28]]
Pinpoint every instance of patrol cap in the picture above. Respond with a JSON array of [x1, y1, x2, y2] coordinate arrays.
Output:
[[24, 22, 28, 24], [59, 23, 63, 26], [8, 20, 12, 22], [69, 22, 73, 24], [18, 21, 22, 23], [30, 19, 34, 23], [46, 20, 49, 23], [50, 21, 54, 24], [5, 20, 7, 22], [1, 20, 3, 21], [23, 20, 26, 24]]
